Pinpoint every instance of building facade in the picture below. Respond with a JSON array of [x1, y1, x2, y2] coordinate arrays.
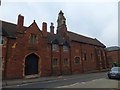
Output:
[[107, 46, 120, 67], [1, 11, 109, 79]]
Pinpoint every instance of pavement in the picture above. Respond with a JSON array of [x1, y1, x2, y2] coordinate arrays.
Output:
[[2, 75, 65, 87], [2, 69, 109, 88]]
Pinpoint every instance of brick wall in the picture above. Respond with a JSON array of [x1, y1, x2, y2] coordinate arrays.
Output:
[[2, 19, 108, 79], [107, 50, 120, 67]]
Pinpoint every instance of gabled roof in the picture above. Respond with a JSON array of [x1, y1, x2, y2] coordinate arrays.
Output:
[[67, 31, 105, 47], [25, 20, 41, 33], [0, 20, 27, 38], [0, 20, 105, 47]]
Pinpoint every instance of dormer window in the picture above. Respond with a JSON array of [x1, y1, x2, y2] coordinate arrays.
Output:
[[63, 45, 69, 52], [63, 41, 69, 52], [52, 39, 59, 52], [52, 44, 59, 51]]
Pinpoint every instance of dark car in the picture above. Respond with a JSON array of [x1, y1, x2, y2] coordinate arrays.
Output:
[[107, 67, 120, 79]]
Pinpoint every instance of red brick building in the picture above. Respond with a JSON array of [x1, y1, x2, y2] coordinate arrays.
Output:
[[106, 46, 120, 67], [1, 11, 109, 79]]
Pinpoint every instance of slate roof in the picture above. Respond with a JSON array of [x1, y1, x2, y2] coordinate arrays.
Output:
[[0, 20, 27, 38], [0, 20, 105, 47], [67, 31, 105, 47], [47, 33, 69, 46]]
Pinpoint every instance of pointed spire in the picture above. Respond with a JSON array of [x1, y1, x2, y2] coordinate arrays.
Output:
[[33, 20, 35, 22], [57, 10, 66, 27], [59, 10, 64, 15], [57, 10, 67, 37]]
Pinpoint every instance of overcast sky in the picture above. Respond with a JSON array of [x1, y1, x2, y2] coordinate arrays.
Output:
[[0, 0, 119, 47]]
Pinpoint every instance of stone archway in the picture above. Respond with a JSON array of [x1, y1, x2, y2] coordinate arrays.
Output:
[[25, 53, 39, 75]]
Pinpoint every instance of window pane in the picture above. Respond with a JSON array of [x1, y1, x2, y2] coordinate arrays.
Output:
[[91, 53, 93, 59], [64, 58, 69, 65], [1, 37, 6, 45], [83, 53, 87, 61], [52, 44, 58, 51], [63, 46, 68, 51], [0, 36, 2, 44], [29, 34, 37, 44], [53, 58, 58, 66]]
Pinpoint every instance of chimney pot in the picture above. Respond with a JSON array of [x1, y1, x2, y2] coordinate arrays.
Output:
[[50, 22, 54, 34], [17, 14, 24, 33], [42, 22, 47, 37]]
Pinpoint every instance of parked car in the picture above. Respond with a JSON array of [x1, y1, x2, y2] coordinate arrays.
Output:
[[107, 67, 120, 79]]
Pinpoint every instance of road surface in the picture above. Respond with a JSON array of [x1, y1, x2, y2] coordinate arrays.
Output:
[[3, 71, 120, 89]]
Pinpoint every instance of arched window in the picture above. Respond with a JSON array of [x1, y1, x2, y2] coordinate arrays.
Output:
[[75, 57, 80, 64]]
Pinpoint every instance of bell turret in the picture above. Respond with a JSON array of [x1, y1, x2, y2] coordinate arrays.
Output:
[[57, 10, 67, 37]]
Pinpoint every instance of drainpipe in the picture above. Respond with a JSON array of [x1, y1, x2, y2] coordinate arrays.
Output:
[[50, 44, 53, 76], [118, 49, 120, 66], [80, 45, 84, 73], [69, 45, 72, 74], [59, 45, 62, 75], [4, 37, 9, 80], [104, 50, 108, 69], [94, 46, 99, 71]]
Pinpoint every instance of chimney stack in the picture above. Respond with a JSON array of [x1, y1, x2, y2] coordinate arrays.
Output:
[[50, 22, 54, 34], [42, 22, 47, 37], [17, 14, 24, 33]]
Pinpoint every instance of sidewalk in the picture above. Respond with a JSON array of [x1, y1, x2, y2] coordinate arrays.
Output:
[[2, 69, 109, 87], [2, 75, 65, 87]]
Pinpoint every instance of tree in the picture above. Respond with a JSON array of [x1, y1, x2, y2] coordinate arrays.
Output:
[[112, 62, 120, 67]]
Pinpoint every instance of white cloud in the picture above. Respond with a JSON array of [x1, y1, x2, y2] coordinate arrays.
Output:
[[62, 2, 118, 44], [2, 0, 119, 3], [100, 17, 118, 46]]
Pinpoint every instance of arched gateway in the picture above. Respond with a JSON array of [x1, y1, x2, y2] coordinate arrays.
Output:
[[25, 53, 39, 75]]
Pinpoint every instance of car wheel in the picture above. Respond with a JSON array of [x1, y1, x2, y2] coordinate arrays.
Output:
[[108, 75, 111, 79]]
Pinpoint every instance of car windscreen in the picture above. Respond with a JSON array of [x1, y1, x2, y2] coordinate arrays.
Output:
[[111, 67, 120, 71]]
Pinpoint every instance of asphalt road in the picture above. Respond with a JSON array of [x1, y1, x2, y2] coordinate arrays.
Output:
[[4, 71, 112, 89], [57, 78, 119, 88]]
